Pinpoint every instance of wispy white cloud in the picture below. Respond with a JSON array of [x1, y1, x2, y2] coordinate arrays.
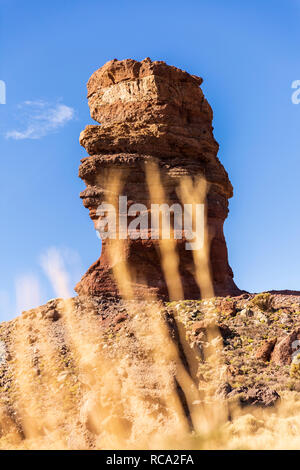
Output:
[[15, 274, 42, 313], [40, 247, 72, 299], [6, 100, 75, 140], [0, 247, 82, 319]]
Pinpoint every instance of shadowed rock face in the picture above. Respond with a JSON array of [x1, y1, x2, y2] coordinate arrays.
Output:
[[75, 58, 240, 299]]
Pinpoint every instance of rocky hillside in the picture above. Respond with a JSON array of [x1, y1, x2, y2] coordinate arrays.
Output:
[[1, 292, 300, 449]]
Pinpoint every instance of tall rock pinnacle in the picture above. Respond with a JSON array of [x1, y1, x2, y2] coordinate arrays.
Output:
[[75, 58, 240, 299]]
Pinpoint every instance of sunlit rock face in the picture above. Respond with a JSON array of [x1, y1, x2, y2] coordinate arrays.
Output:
[[75, 58, 240, 299]]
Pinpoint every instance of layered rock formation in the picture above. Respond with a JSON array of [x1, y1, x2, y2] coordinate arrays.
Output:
[[2, 59, 300, 451], [76, 58, 239, 299]]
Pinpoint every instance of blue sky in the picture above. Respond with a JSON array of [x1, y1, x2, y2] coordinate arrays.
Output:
[[0, 0, 300, 320]]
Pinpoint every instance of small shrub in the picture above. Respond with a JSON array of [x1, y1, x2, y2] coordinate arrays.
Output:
[[249, 293, 273, 312], [287, 380, 296, 391], [290, 354, 300, 378]]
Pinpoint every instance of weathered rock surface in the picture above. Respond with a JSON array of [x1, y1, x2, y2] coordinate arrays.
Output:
[[228, 386, 280, 408], [271, 327, 300, 365], [76, 58, 239, 300], [255, 338, 277, 362], [216, 382, 280, 408]]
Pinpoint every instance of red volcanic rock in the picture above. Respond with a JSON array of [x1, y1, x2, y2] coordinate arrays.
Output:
[[228, 386, 280, 408], [271, 327, 300, 365], [255, 338, 277, 362], [220, 298, 237, 316], [75, 58, 240, 300]]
